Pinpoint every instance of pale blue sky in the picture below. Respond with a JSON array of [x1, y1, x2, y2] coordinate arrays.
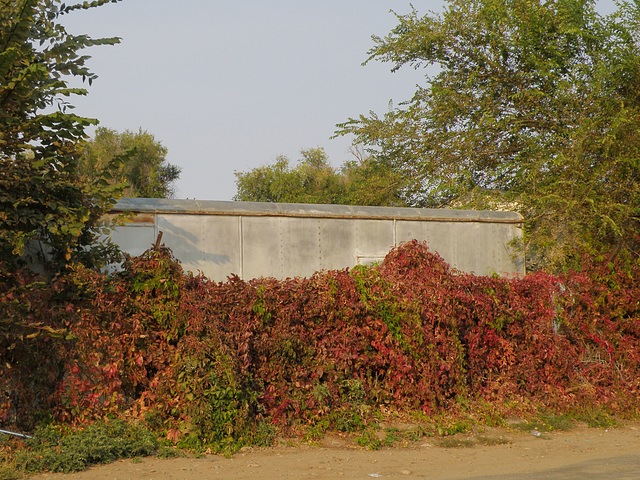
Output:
[[62, 0, 617, 201]]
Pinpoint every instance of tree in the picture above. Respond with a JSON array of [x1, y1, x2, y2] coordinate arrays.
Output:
[[0, 0, 124, 271], [234, 147, 406, 206], [78, 127, 181, 198], [336, 0, 640, 270], [235, 148, 342, 204], [339, 146, 408, 206]]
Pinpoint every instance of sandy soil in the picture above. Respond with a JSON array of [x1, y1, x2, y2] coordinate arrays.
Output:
[[29, 421, 640, 480]]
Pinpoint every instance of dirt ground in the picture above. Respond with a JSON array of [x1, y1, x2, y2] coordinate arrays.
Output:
[[30, 421, 640, 480]]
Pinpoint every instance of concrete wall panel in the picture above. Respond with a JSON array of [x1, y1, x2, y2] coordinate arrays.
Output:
[[318, 218, 356, 271], [107, 199, 525, 280], [156, 214, 240, 279], [395, 220, 522, 276], [242, 216, 326, 279], [241, 216, 281, 279], [106, 224, 156, 258], [355, 219, 395, 261], [279, 217, 321, 278]]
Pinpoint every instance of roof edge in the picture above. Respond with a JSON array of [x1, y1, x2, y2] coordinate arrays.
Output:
[[109, 198, 524, 224]]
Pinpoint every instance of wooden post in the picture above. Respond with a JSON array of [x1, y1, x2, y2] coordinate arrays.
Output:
[[153, 231, 163, 251]]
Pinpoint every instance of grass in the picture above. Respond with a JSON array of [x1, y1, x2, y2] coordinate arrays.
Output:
[[511, 408, 618, 435], [437, 435, 510, 448], [0, 466, 21, 480], [341, 404, 626, 450], [514, 413, 576, 433], [0, 419, 177, 478], [572, 408, 618, 428], [0, 405, 628, 477]]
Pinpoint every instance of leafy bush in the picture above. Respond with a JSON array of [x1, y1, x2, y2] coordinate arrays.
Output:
[[4, 420, 160, 474], [1, 240, 639, 454], [0, 262, 73, 430]]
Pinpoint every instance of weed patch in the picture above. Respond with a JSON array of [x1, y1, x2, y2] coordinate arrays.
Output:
[[437, 435, 510, 448], [4, 420, 160, 475]]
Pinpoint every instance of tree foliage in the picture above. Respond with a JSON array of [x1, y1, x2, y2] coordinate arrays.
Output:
[[0, 0, 124, 271], [78, 127, 181, 198], [337, 0, 640, 270], [234, 147, 406, 206]]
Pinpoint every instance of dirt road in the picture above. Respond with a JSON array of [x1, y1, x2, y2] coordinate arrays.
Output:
[[30, 421, 640, 480]]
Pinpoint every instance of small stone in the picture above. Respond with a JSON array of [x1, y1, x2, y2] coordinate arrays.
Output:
[[400, 469, 412, 475]]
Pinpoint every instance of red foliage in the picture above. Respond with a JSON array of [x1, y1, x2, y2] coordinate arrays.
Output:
[[0, 263, 71, 429], [1, 240, 639, 439], [559, 256, 640, 407]]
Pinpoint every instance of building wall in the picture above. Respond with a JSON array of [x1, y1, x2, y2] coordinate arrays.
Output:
[[104, 198, 525, 280]]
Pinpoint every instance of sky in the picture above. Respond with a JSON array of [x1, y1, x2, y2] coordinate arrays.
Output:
[[61, 0, 617, 202]]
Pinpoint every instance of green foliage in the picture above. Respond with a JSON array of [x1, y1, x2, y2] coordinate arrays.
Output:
[[511, 408, 617, 432], [235, 148, 339, 203], [572, 407, 618, 428], [0, 0, 125, 272], [515, 413, 575, 433], [0, 464, 20, 480], [337, 0, 640, 270], [0, 261, 74, 431], [354, 429, 383, 450], [436, 434, 510, 448], [78, 127, 181, 198], [8, 420, 159, 474], [339, 152, 407, 206], [234, 147, 406, 206]]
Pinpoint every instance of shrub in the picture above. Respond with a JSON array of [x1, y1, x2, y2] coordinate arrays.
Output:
[[1, 240, 639, 452], [10, 420, 159, 474]]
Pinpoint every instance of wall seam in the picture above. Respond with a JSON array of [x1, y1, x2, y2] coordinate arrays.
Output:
[[239, 216, 244, 280], [393, 218, 397, 247]]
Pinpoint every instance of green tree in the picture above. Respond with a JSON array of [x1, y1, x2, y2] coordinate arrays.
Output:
[[79, 127, 181, 198], [235, 148, 342, 203], [337, 0, 640, 269], [339, 146, 407, 206], [234, 147, 406, 206], [0, 0, 124, 271]]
